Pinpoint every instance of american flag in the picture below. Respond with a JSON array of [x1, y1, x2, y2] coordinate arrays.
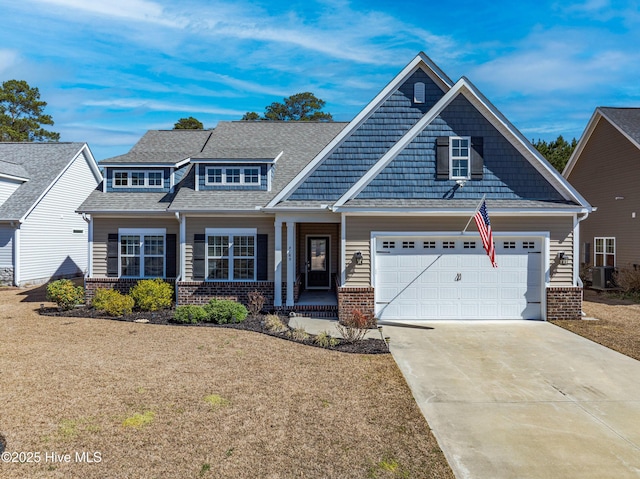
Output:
[[474, 200, 497, 268]]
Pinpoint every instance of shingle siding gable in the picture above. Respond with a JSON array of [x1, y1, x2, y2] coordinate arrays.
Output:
[[287, 69, 445, 201], [357, 95, 565, 201]]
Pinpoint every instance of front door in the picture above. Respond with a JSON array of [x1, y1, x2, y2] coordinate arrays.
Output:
[[306, 236, 331, 289]]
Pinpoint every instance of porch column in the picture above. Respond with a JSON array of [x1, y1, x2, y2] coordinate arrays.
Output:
[[274, 219, 283, 307], [286, 221, 296, 306]]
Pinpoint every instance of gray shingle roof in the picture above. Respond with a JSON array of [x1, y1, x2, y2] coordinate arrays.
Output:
[[79, 122, 347, 213], [599, 107, 640, 146], [169, 121, 347, 211], [100, 130, 213, 165], [0, 142, 87, 221]]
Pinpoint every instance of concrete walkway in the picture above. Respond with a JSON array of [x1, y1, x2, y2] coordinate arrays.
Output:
[[382, 321, 640, 479]]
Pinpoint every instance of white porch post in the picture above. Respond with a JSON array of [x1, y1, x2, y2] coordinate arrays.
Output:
[[286, 221, 295, 306], [180, 214, 186, 280], [88, 215, 93, 277], [274, 219, 283, 307]]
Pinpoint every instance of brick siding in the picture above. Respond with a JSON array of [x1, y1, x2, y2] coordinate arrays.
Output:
[[337, 286, 375, 327], [177, 281, 275, 310], [546, 287, 583, 320]]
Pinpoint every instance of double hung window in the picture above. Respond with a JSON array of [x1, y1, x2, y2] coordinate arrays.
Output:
[[450, 137, 470, 179], [119, 229, 165, 277], [594, 237, 615, 266], [206, 229, 256, 280]]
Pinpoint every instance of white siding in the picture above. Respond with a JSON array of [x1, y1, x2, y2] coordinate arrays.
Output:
[[0, 177, 23, 206], [18, 150, 99, 285], [0, 225, 14, 267]]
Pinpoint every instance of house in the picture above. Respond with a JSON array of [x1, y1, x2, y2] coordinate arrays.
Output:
[[563, 107, 640, 282], [78, 52, 591, 321], [0, 142, 102, 286]]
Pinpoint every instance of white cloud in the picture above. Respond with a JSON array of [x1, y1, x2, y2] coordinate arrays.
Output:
[[28, 0, 188, 27], [0, 49, 20, 76]]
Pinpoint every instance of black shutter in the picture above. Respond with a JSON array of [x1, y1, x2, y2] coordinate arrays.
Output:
[[165, 234, 177, 278], [256, 234, 268, 281], [107, 233, 119, 277], [436, 137, 449, 179], [193, 234, 206, 280], [471, 137, 484, 179]]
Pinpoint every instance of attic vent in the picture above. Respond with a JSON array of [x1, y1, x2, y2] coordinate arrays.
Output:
[[413, 82, 425, 104]]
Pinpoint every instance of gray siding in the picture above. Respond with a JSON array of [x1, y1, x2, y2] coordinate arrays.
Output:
[[344, 215, 574, 287], [288, 69, 445, 201], [0, 178, 22, 206], [568, 118, 640, 267], [358, 95, 565, 200]]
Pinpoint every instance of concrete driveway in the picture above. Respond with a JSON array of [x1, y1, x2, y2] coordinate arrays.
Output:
[[383, 320, 640, 479]]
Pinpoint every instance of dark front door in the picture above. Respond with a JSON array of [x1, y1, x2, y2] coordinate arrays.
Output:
[[306, 236, 331, 289]]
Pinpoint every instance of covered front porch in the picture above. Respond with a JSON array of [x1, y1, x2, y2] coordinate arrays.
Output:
[[273, 214, 341, 311]]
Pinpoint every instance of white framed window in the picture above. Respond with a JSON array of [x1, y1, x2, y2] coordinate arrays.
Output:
[[113, 170, 164, 188], [402, 241, 415, 249], [449, 137, 471, 180], [119, 228, 166, 278], [595, 237, 615, 267], [205, 228, 257, 281], [204, 167, 261, 186]]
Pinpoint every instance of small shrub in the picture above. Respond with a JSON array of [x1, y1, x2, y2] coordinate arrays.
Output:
[[174, 305, 208, 324], [46, 279, 85, 310], [263, 314, 288, 333], [203, 299, 248, 324], [247, 290, 265, 317], [315, 331, 340, 348], [614, 266, 640, 294], [130, 278, 173, 311], [336, 308, 372, 344], [287, 327, 309, 341], [92, 288, 134, 316]]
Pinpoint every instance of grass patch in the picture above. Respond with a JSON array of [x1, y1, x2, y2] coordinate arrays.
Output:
[[122, 411, 155, 428], [204, 394, 230, 409]]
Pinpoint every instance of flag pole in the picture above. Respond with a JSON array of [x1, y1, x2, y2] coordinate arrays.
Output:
[[462, 194, 486, 234]]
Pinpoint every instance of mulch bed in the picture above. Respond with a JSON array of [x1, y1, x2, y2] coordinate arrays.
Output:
[[40, 306, 390, 354]]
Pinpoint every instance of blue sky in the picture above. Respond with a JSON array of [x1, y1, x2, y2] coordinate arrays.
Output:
[[2, 0, 639, 161]]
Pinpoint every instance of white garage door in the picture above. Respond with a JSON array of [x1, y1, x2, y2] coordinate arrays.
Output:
[[375, 236, 543, 320]]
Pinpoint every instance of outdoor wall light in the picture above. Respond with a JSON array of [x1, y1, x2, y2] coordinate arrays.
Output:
[[558, 251, 568, 265], [354, 251, 363, 265]]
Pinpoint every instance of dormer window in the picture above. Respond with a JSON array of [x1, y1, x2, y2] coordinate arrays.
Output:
[[113, 170, 164, 188], [205, 166, 261, 186]]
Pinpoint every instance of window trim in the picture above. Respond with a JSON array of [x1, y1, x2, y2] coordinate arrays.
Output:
[[113, 170, 165, 188], [204, 166, 261, 186], [594, 237, 616, 267], [118, 228, 166, 278], [205, 228, 257, 281], [449, 136, 471, 180]]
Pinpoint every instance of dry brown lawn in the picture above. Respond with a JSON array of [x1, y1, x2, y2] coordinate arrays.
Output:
[[551, 289, 640, 361], [0, 286, 453, 479]]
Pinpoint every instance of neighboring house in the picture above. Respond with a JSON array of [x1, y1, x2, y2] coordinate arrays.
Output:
[[79, 52, 591, 321], [0, 142, 102, 286], [563, 107, 640, 280]]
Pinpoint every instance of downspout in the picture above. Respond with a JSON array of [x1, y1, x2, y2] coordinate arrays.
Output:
[[82, 214, 92, 278], [174, 212, 185, 306], [11, 221, 21, 287], [575, 210, 591, 317]]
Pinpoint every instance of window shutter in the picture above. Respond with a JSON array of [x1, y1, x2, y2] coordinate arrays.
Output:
[[256, 234, 268, 281], [436, 137, 449, 179], [471, 137, 484, 179], [193, 234, 206, 280], [107, 233, 119, 277], [165, 234, 177, 278], [583, 242, 591, 265]]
